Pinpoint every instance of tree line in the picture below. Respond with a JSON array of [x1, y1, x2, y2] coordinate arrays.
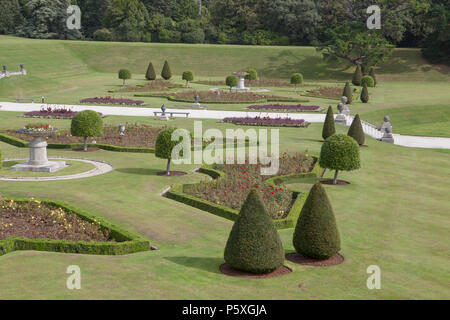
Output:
[[0, 0, 448, 66]]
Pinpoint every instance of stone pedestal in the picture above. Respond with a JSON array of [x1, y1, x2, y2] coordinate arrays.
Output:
[[381, 133, 395, 144], [11, 132, 66, 173], [335, 114, 347, 125], [232, 72, 250, 91], [159, 115, 170, 121]]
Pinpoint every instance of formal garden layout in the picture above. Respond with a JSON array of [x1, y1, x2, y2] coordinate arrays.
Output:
[[0, 0, 449, 304]]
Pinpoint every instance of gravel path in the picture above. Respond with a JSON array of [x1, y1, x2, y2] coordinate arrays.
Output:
[[0, 157, 113, 182], [1, 102, 449, 149]]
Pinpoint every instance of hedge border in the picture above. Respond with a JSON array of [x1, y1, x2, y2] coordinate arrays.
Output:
[[0, 198, 151, 257], [165, 157, 321, 229]]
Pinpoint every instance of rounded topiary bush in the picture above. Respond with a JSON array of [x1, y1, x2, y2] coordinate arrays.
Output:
[[322, 106, 336, 141], [290, 73, 303, 91], [71, 110, 103, 151], [361, 75, 375, 87], [320, 134, 361, 185], [182, 70, 194, 87], [293, 182, 341, 260], [161, 61, 172, 80], [245, 68, 258, 82], [226, 75, 238, 92], [224, 189, 285, 274], [118, 69, 131, 86], [348, 114, 365, 146], [155, 127, 182, 175]]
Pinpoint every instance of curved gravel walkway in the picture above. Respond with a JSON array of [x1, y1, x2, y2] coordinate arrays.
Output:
[[1, 102, 449, 149], [0, 157, 113, 182]]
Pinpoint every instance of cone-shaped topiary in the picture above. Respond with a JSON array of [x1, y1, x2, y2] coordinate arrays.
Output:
[[71, 110, 103, 151], [224, 189, 285, 274], [293, 182, 341, 260], [369, 67, 377, 87], [342, 82, 353, 104], [145, 62, 156, 80], [360, 83, 369, 103], [322, 106, 336, 140], [161, 60, 172, 80], [320, 134, 361, 185], [348, 114, 365, 145], [352, 65, 362, 86]]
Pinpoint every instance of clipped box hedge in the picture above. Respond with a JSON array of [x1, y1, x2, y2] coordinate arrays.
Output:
[[0, 198, 151, 257], [165, 157, 321, 229]]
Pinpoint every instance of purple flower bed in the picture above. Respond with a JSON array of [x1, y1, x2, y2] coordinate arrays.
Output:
[[247, 104, 321, 112], [223, 116, 310, 128], [80, 96, 145, 106], [23, 106, 102, 119]]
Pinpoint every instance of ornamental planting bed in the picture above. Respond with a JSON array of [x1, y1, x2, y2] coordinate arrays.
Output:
[[0, 198, 110, 242], [304, 86, 342, 99], [23, 106, 103, 119], [183, 152, 315, 220], [247, 104, 322, 112], [6, 123, 166, 149], [195, 78, 294, 87], [223, 116, 310, 127], [113, 79, 183, 92], [80, 96, 145, 106]]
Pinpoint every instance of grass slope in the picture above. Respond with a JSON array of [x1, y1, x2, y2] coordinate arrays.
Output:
[[0, 113, 448, 299]]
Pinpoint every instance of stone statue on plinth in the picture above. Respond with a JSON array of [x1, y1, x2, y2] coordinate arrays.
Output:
[[192, 92, 201, 108], [159, 104, 169, 121], [335, 96, 350, 125], [377, 116, 394, 144]]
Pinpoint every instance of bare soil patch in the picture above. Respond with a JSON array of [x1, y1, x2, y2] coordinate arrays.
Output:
[[286, 253, 344, 267], [220, 264, 292, 279], [321, 179, 351, 186]]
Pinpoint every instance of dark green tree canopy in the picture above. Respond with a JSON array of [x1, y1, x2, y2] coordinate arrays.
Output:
[[0, 0, 23, 35], [290, 73, 303, 85], [71, 110, 104, 139], [146, 62, 156, 80], [293, 182, 340, 260], [352, 65, 362, 86], [155, 127, 179, 160], [226, 75, 238, 90], [320, 134, 361, 172], [161, 60, 172, 80], [224, 189, 285, 274]]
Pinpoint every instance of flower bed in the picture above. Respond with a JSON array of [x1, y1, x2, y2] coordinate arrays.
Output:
[[223, 116, 310, 127], [21, 123, 54, 133], [0, 198, 151, 256], [195, 78, 294, 87], [113, 79, 183, 92], [23, 105, 102, 119], [304, 86, 342, 99], [182, 152, 314, 220], [7, 123, 165, 149], [247, 104, 322, 112], [80, 96, 145, 106]]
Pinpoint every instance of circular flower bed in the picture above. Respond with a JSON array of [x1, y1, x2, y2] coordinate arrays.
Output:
[[20, 123, 54, 133], [183, 152, 314, 220]]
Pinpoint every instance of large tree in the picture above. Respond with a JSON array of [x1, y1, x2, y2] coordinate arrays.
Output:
[[78, 0, 112, 38], [0, 0, 23, 35]]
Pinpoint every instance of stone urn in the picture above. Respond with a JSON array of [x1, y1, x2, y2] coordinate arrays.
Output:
[[11, 129, 66, 172], [232, 71, 250, 91]]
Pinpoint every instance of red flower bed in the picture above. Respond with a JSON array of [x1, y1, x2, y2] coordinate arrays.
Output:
[[184, 152, 314, 219], [23, 105, 102, 119], [80, 96, 145, 106], [170, 90, 297, 103], [247, 104, 321, 112], [223, 116, 310, 127]]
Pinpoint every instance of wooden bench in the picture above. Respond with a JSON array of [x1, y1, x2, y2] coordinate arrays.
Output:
[[154, 111, 190, 118]]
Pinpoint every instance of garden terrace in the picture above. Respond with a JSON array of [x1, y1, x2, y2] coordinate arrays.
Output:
[[113, 79, 183, 92], [195, 78, 295, 87], [23, 106, 102, 119], [138, 90, 305, 104], [247, 104, 322, 112], [182, 152, 315, 220], [80, 96, 145, 106], [223, 116, 310, 127]]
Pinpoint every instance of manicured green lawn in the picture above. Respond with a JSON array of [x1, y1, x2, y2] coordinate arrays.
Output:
[[0, 114, 448, 299]]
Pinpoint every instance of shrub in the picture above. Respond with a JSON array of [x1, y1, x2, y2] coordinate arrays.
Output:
[[348, 114, 365, 145], [93, 28, 114, 41], [369, 67, 377, 87], [145, 62, 156, 81], [226, 75, 238, 92], [342, 82, 353, 104], [224, 189, 285, 274], [319, 134, 361, 185], [290, 73, 303, 91], [118, 69, 131, 86], [360, 83, 369, 103], [361, 75, 375, 88], [155, 127, 186, 175], [293, 182, 340, 259], [182, 70, 194, 87], [71, 110, 103, 151], [161, 61, 172, 80], [158, 29, 170, 43], [352, 65, 363, 86], [217, 32, 228, 44], [182, 29, 205, 44], [245, 68, 258, 84], [322, 106, 336, 140]]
